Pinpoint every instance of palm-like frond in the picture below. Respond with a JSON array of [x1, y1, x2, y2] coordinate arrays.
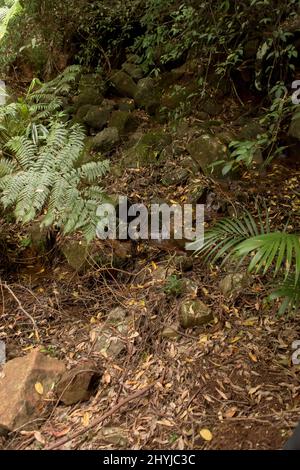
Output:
[[190, 211, 266, 264], [236, 232, 300, 282], [191, 211, 300, 313], [270, 275, 300, 315]]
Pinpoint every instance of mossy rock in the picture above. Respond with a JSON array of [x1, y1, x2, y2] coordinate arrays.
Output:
[[61, 240, 89, 272], [288, 112, 300, 140], [110, 70, 137, 98], [200, 97, 222, 117], [187, 134, 229, 178], [74, 89, 103, 110], [123, 131, 172, 167], [91, 127, 120, 152], [161, 84, 193, 111], [108, 110, 138, 136], [74, 104, 94, 124], [79, 73, 106, 95], [179, 300, 213, 329], [84, 106, 111, 130], [134, 77, 161, 115], [121, 62, 144, 81]]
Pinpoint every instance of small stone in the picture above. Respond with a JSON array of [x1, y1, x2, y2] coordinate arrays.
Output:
[[100, 426, 128, 447], [219, 273, 249, 296], [0, 349, 65, 433], [56, 361, 100, 406], [162, 325, 180, 339], [92, 307, 132, 359], [179, 300, 213, 329]]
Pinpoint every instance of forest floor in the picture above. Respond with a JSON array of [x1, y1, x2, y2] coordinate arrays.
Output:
[[1, 150, 300, 450]]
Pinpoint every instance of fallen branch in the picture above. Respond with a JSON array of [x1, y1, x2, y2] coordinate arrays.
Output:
[[45, 383, 154, 450], [1, 282, 40, 341]]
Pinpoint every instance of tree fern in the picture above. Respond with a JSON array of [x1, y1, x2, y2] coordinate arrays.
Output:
[[0, 0, 22, 41], [0, 121, 109, 241]]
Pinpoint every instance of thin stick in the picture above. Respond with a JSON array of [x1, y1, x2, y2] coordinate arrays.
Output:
[[45, 383, 154, 450], [1, 282, 40, 341]]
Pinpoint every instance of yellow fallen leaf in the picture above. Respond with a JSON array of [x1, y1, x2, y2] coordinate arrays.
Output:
[[229, 336, 242, 344], [249, 352, 258, 363], [82, 412, 90, 427], [199, 429, 213, 441], [35, 382, 44, 395]]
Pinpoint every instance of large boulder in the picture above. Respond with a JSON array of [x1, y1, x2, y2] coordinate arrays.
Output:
[[110, 70, 137, 98], [187, 134, 229, 177], [134, 77, 161, 114], [91, 127, 120, 153], [0, 349, 65, 433]]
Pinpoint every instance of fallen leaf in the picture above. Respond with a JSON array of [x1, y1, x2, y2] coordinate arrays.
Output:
[[34, 431, 45, 445], [199, 429, 213, 441], [35, 382, 44, 395], [82, 412, 90, 427]]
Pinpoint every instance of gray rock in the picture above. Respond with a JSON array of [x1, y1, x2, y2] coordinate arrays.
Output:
[[91, 307, 132, 359], [99, 426, 128, 447], [219, 272, 250, 296], [162, 325, 179, 339], [91, 127, 120, 152], [179, 300, 213, 329], [110, 70, 137, 98], [134, 77, 161, 114]]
